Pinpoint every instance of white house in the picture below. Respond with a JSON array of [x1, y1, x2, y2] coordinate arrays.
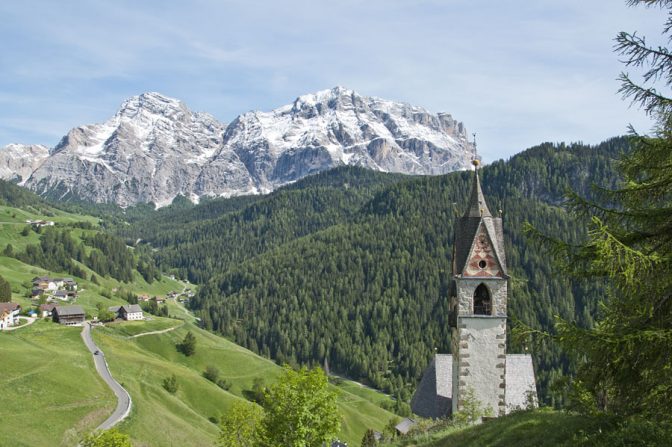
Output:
[[40, 303, 57, 318], [25, 220, 54, 227], [108, 304, 144, 321], [0, 310, 12, 330], [0, 303, 21, 330], [120, 304, 144, 321]]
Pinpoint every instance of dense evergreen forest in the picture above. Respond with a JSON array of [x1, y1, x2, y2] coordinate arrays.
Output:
[[115, 137, 629, 406], [0, 178, 52, 212]]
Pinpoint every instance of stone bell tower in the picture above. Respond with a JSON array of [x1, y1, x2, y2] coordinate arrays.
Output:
[[449, 159, 508, 416], [410, 157, 537, 419]]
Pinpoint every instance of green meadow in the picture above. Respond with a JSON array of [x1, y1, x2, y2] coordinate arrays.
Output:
[[0, 201, 395, 446], [93, 321, 396, 446], [0, 321, 115, 447]]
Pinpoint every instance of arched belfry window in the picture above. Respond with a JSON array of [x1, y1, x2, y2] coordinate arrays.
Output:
[[473, 284, 491, 315]]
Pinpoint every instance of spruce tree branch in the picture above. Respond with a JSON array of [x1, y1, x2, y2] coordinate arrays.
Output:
[[618, 73, 672, 115]]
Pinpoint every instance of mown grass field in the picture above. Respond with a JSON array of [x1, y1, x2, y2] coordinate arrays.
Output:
[[0, 320, 115, 447]]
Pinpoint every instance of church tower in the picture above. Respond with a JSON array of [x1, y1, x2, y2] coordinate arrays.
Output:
[[410, 156, 537, 420], [450, 159, 508, 416]]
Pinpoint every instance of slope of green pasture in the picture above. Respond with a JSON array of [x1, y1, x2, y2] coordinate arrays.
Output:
[[0, 203, 98, 225], [333, 376, 394, 407], [0, 321, 115, 447], [104, 317, 182, 337], [93, 321, 395, 446]]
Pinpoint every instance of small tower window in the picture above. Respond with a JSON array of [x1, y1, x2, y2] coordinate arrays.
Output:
[[478, 260, 487, 269], [473, 284, 491, 315]]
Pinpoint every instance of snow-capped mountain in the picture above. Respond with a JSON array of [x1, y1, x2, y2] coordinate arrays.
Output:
[[22, 92, 246, 207], [0, 144, 49, 185], [2, 87, 476, 206]]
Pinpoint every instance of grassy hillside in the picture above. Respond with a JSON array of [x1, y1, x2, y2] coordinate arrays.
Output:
[[0, 186, 397, 446], [0, 195, 185, 314], [0, 317, 395, 446], [92, 320, 395, 446], [0, 321, 115, 447], [383, 408, 671, 447]]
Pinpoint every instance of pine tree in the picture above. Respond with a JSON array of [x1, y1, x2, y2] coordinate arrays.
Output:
[[528, 0, 672, 420], [361, 429, 377, 447], [178, 331, 197, 356], [0, 275, 11, 302]]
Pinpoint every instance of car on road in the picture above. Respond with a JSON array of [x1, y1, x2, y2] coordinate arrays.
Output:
[[94, 350, 100, 355]]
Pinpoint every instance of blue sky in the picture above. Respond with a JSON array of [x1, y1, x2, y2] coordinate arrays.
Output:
[[0, 1, 666, 162]]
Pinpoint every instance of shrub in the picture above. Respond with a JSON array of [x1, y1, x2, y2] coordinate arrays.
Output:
[[162, 374, 178, 394]]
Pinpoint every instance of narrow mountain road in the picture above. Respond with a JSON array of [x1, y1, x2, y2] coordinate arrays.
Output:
[[81, 323, 132, 430]]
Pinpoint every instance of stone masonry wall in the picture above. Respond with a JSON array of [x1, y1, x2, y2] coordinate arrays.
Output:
[[452, 316, 507, 416], [456, 278, 507, 316]]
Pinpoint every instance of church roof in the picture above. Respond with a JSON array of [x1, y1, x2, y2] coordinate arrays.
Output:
[[411, 353, 537, 418], [410, 354, 452, 418]]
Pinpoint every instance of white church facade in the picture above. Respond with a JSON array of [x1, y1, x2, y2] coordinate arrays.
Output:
[[411, 160, 537, 418]]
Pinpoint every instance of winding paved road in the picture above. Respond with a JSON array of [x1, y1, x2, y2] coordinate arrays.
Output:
[[81, 323, 132, 430]]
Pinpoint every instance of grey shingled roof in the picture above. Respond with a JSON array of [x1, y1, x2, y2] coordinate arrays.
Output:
[[410, 354, 453, 418], [122, 304, 143, 313], [505, 354, 537, 412], [395, 418, 417, 435], [54, 305, 85, 316], [453, 217, 482, 275]]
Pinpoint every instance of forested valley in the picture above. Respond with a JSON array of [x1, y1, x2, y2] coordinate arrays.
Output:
[[110, 137, 628, 407]]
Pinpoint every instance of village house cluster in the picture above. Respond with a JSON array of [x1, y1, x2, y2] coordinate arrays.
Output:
[[31, 276, 78, 302]]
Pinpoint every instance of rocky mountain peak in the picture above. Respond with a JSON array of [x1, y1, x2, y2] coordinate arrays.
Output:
[[116, 92, 188, 120], [0, 144, 49, 185], [3, 88, 476, 206]]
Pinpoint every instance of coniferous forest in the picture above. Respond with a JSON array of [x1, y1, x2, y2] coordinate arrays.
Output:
[[114, 137, 629, 406]]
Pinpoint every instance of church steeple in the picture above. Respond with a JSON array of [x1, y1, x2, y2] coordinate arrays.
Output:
[[449, 151, 510, 417], [411, 138, 538, 419], [464, 162, 492, 218]]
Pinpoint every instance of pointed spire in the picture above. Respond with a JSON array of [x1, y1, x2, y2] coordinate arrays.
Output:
[[464, 166, 492, 217], [464, 134, 491, 218]]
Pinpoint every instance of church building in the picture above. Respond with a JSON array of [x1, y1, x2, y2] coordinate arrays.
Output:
[[411, 159, 537, 418]]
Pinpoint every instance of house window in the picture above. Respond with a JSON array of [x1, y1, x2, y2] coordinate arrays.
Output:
[[473, 284, 491, 315]]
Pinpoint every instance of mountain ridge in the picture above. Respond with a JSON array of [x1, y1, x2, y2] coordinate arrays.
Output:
[[2, 87, 475, 206]]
